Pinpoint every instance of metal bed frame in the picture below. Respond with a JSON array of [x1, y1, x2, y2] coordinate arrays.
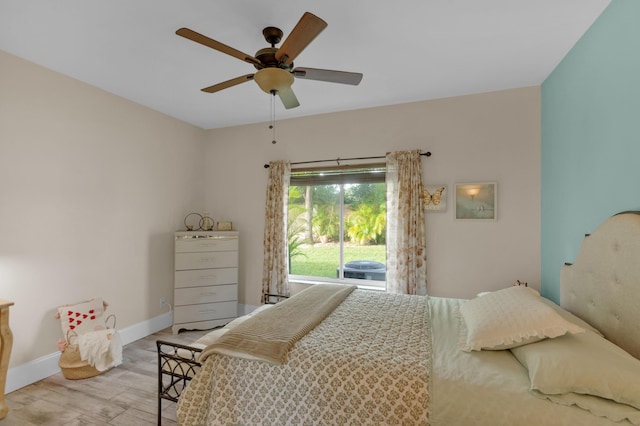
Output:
[[156, 293, 288, 425], [263, 293, 289, 304], [156, 340, 202, 425]]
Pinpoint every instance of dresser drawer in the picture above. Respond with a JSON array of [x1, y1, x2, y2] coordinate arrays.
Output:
[[175, 237, 238, 253], [175, 268, 237, 288], [175, 251, 238, 270], [173, 301, 237, 324], [174, 284, 237, 306]]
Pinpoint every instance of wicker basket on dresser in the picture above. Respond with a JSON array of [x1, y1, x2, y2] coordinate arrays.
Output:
[[173, 231, 239, 334]]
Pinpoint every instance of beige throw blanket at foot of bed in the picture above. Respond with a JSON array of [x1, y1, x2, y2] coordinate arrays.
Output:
[[199, 283, 357, 365], [178, 289, 431, 426]]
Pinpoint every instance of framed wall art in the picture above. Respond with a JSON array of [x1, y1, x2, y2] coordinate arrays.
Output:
[[454, 182, 497, 220], [423, 185, 447, 212]]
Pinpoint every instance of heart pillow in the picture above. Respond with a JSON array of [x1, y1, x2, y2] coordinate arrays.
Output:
[[57, 298, 107, 339]]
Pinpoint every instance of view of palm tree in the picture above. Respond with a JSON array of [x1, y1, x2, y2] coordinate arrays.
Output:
[[288, 182, 386, 282]]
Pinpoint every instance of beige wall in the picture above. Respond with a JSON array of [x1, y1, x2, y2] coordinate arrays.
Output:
[[205, 86, 541, 308], [0, 50, 207, 370]]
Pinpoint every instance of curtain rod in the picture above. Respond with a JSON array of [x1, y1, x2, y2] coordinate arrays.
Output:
[[263, 151, 431, 168]]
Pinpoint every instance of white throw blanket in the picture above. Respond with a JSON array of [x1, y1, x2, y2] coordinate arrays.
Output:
[[78, 329, 123, 371]]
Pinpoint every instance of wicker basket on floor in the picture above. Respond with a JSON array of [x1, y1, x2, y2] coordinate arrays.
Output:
[[58, 314, 116, 380], [58, 340, 102, 380]]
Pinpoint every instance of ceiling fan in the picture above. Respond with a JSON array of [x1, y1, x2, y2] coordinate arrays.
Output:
[[176, 12, 363, 109]]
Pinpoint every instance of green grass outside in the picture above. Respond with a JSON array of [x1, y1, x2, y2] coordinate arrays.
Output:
[[290, 243, 386, 278]]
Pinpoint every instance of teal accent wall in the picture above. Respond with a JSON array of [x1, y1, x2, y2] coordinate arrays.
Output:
[[541, 0, 640, 302]]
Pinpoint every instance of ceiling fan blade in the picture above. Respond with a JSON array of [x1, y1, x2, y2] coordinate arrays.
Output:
[[277, 87, 300, 109], [176, 28, 262, 67], [275, 12, 327, 66], [292, 67, 363, 85], [201, 74, 255, 93]]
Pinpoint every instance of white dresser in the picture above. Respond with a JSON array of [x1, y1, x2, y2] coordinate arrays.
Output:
[[173, 231, 239, 334]]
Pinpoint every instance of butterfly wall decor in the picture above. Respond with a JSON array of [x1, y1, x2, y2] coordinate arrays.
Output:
[[423, 185, 447, 212]]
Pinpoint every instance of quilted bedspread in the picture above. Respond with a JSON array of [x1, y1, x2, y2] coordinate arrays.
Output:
[[176, 289, 431, 425]]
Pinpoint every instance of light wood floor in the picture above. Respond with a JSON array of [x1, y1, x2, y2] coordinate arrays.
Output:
[[2, 328, 209, 425]]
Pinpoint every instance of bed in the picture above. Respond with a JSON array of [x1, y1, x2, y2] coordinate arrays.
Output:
[[159, 211, 640, 425]]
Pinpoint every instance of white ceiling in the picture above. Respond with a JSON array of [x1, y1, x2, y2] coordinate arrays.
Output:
[[0, 0, 610, 130]]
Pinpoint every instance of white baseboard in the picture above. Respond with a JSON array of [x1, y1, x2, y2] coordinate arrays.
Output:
[[5, 352, 61, 394], [117, 310, 173, 345], [6, 311, 173, 393]]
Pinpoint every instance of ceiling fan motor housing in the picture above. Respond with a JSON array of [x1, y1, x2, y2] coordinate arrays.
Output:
[[255, 47, 292, 70]]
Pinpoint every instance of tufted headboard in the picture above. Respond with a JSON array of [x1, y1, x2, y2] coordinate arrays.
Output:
[[560, 211, 640, 360]]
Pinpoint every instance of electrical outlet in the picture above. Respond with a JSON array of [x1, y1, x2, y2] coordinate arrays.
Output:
[[160, 297, 167, 309]]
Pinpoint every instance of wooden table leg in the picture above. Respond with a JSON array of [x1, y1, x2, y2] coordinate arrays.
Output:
[[0, 300, 14, 420]]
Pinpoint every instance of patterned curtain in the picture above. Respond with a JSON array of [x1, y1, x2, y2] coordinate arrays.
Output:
[[385, 150, 427, 295], [262, 160, 291, 300]]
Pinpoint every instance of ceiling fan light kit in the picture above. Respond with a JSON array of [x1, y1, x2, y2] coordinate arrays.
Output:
[[254, 68, 294, 94], [176, 11, 363, 109]]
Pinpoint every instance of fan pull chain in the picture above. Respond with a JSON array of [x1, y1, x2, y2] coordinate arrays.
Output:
[[269, 91, 277, 144]]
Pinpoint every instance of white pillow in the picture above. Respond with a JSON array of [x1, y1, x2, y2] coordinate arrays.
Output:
[[58, 298, 107, 339], [458, 286, 584, 351], [538, 295, 603, 337], [477, 287, 539, 298], [511, 328, 640, 411], [532, 392, 640, 425]]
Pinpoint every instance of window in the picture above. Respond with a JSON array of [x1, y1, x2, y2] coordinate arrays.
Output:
[[287, 164, 386, 288]]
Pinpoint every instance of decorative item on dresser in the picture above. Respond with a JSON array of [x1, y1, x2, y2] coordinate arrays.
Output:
[[173, 231, 239, 334], [216, 221, 233, 231], [200, 213, 215, 231], [183, 212, 203, 231], [0, 299, 14, 419]]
